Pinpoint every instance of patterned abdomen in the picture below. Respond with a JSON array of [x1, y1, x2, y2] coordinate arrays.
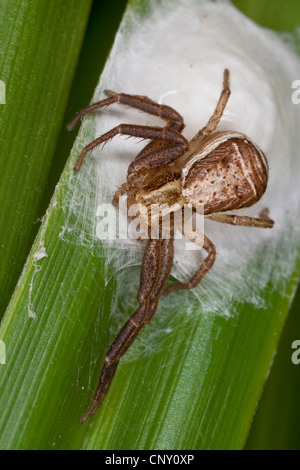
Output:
[[181, 131, 269, 214]]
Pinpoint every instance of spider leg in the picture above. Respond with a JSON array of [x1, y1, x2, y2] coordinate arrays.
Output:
[[112, 137, 188, 207], [206, 210, 274, 228], [112, 138, 188, 206], [191, 68, 231, 143], [73, 124, 188, 171], [105, 90, 185, 132], [163, 228, 216, 295], [127, 140, 188, 176], [81, 238, 174, 423], [67, 90, 184, 132], [112, 181, 130, 207]]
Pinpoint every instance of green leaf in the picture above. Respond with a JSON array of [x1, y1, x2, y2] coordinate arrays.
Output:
[[0, 0, 93, 319], [1, 0, 300, 450], [46, 0, 128, 202], [232, 0, 300, 31], [245, 282, 300, 450]]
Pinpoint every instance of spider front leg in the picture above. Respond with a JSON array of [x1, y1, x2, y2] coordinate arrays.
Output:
[[81, 238, 174, 423], [163, 228, 216, 295], [73, 124, 188, 171], [191, 68, 231, 144], [67, 90, 184, 133]]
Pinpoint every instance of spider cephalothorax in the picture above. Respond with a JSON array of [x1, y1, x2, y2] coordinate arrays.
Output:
[[68, 69, 274, 422]]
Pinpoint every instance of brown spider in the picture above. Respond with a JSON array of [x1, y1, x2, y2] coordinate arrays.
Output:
[[68, 69, 274, 422]]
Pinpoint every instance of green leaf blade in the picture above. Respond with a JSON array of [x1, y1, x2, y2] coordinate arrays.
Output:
[[1, 0, 300, 451], [0, 0, 93, 319], [245, 282, 300, 450]]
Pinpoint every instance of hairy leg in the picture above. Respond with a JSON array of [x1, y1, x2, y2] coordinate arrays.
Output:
[[163, 228, 216, 295], [73, 124, 188, 171], [81, 238, 174, 422], [191, 68, 231, 143], [67, 90, 184, 132], [206, 210, 274, 228]]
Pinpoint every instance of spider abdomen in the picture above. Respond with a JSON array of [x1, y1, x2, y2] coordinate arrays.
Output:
[[181, 131, 269, 214]]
